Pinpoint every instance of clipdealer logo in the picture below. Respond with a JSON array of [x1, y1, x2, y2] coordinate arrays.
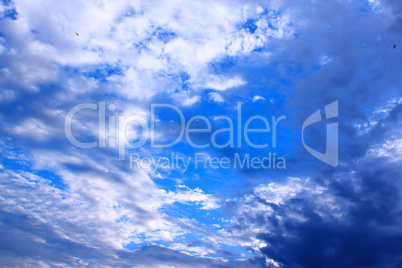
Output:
[[302, 101, 339, 167], [64, 101, 338, 169]]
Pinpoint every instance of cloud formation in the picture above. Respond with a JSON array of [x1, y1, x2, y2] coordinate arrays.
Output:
[[0, 0, 401, 267]]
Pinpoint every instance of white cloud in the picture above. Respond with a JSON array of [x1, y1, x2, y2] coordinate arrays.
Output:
[[202, 75, 246, 91], [182, 95, 200, 106], [160, 186, 220, 210], [209, 92, 224, 103], [12, 119, 51, 140], [1, 0, 294, 101], [219, 177, 337, 248], [171, 92, 201, 106], [354, 97, 402, 135], [0, 150, 219, 251], [368, 138, 402, 161], [252, 95, 265, 102], [319, 54, 332, 66]]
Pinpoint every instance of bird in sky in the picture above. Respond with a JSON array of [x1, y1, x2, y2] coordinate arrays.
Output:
[[75, 32, 79, 37], [393, 44, 396, 49]]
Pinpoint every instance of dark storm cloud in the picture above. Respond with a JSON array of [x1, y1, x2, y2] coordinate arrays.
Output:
[[221, 1, 402, 267], [256, 158, 402, 267]]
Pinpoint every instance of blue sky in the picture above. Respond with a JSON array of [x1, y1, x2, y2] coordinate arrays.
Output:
[[0, 0, 401, 267]]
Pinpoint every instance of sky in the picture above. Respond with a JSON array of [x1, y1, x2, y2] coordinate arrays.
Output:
[[0, 0, 401, 267]]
